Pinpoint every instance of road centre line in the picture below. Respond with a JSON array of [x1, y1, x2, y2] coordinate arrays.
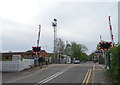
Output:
[[5, 67, 47, 83], [42, 71, 64, 83], [86, 69, 92, 84], [82, 64, 104, 85], [36, 65, 73, 85], [5, 64, 67, 83], [38, 65, 73, 84], [82, 69, 92, 85], [39, 66, 71, 83], [38, 69, 65, 83], [82, 69, 90, 84], [92, 65, 95, 83]]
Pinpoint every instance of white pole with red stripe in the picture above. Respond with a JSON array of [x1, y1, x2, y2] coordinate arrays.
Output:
[[37, 25, 41, 47], [108, 16, 114, 46]]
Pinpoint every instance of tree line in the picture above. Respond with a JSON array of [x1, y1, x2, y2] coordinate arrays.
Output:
[[64, 42, 88, 61], [53, 39, 89, 62]]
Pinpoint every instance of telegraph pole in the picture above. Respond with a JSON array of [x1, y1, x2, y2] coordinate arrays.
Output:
[[52, 19, 57, 63]]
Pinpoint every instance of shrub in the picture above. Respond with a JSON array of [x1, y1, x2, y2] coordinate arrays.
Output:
[[109, 45, 120, 84]]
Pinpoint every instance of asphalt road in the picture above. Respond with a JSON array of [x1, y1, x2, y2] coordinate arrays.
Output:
[[2, 61, 112, 85]]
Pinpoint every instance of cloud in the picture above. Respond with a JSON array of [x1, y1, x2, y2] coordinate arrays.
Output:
[[0, 0, 41, 25], [1, 19, 36, 51], [1, 1, 118, 54], [36, 2, 118, 54]]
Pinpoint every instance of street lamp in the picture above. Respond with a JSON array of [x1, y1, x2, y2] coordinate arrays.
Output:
[[52, 18, 57, 63]]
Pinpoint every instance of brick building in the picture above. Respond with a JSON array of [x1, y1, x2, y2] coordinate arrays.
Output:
[[2, 50, 49, 60]]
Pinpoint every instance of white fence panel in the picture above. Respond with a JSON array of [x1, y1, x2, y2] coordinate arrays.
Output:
[[1, 59, 34, 72]]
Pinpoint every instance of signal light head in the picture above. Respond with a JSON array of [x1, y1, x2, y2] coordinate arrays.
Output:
[[98, 41, 112, 50]]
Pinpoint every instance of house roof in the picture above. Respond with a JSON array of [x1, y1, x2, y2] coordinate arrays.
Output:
[[2, 52, 25, 56], [2, 50, 49, 57]]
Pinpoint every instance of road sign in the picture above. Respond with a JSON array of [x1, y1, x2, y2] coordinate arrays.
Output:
[[98, 42, 112, 50], [32, 46, 41, 53]]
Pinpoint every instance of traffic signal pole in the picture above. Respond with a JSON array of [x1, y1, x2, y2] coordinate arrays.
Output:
[[97, 16, 114, 69], [99, 35, 102, 64], [107, 51, 111, 70], [98, 41, 112, 69], [104, 50, 107, 69], [102, 50, 108, 69]]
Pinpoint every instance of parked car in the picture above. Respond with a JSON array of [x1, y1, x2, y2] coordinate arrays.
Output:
[[74, 60, 80, 64]]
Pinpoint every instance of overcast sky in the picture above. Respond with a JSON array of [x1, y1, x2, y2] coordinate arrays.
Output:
[[0, 0, 119, 54]]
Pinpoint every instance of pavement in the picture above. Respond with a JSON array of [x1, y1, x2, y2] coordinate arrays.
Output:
[[2, 62, 113, 85], [89, 63, 113, 85]]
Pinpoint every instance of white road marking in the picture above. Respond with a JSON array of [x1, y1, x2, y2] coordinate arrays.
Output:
[[99, 64, 104, 69], [4, 65, 54, 83], [35, 65, 73, 85]]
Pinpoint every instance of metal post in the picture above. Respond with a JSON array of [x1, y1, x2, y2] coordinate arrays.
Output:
[[66, 41, 68, 64], [103, 50, 107, 69], [98, 55, 100, 64], [107, 51, 111, 72], [35, 52, 38, 66], [57, 39, 61, 64]]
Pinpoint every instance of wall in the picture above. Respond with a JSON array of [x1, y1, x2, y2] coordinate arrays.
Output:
[[1, 59, 34, 72]]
